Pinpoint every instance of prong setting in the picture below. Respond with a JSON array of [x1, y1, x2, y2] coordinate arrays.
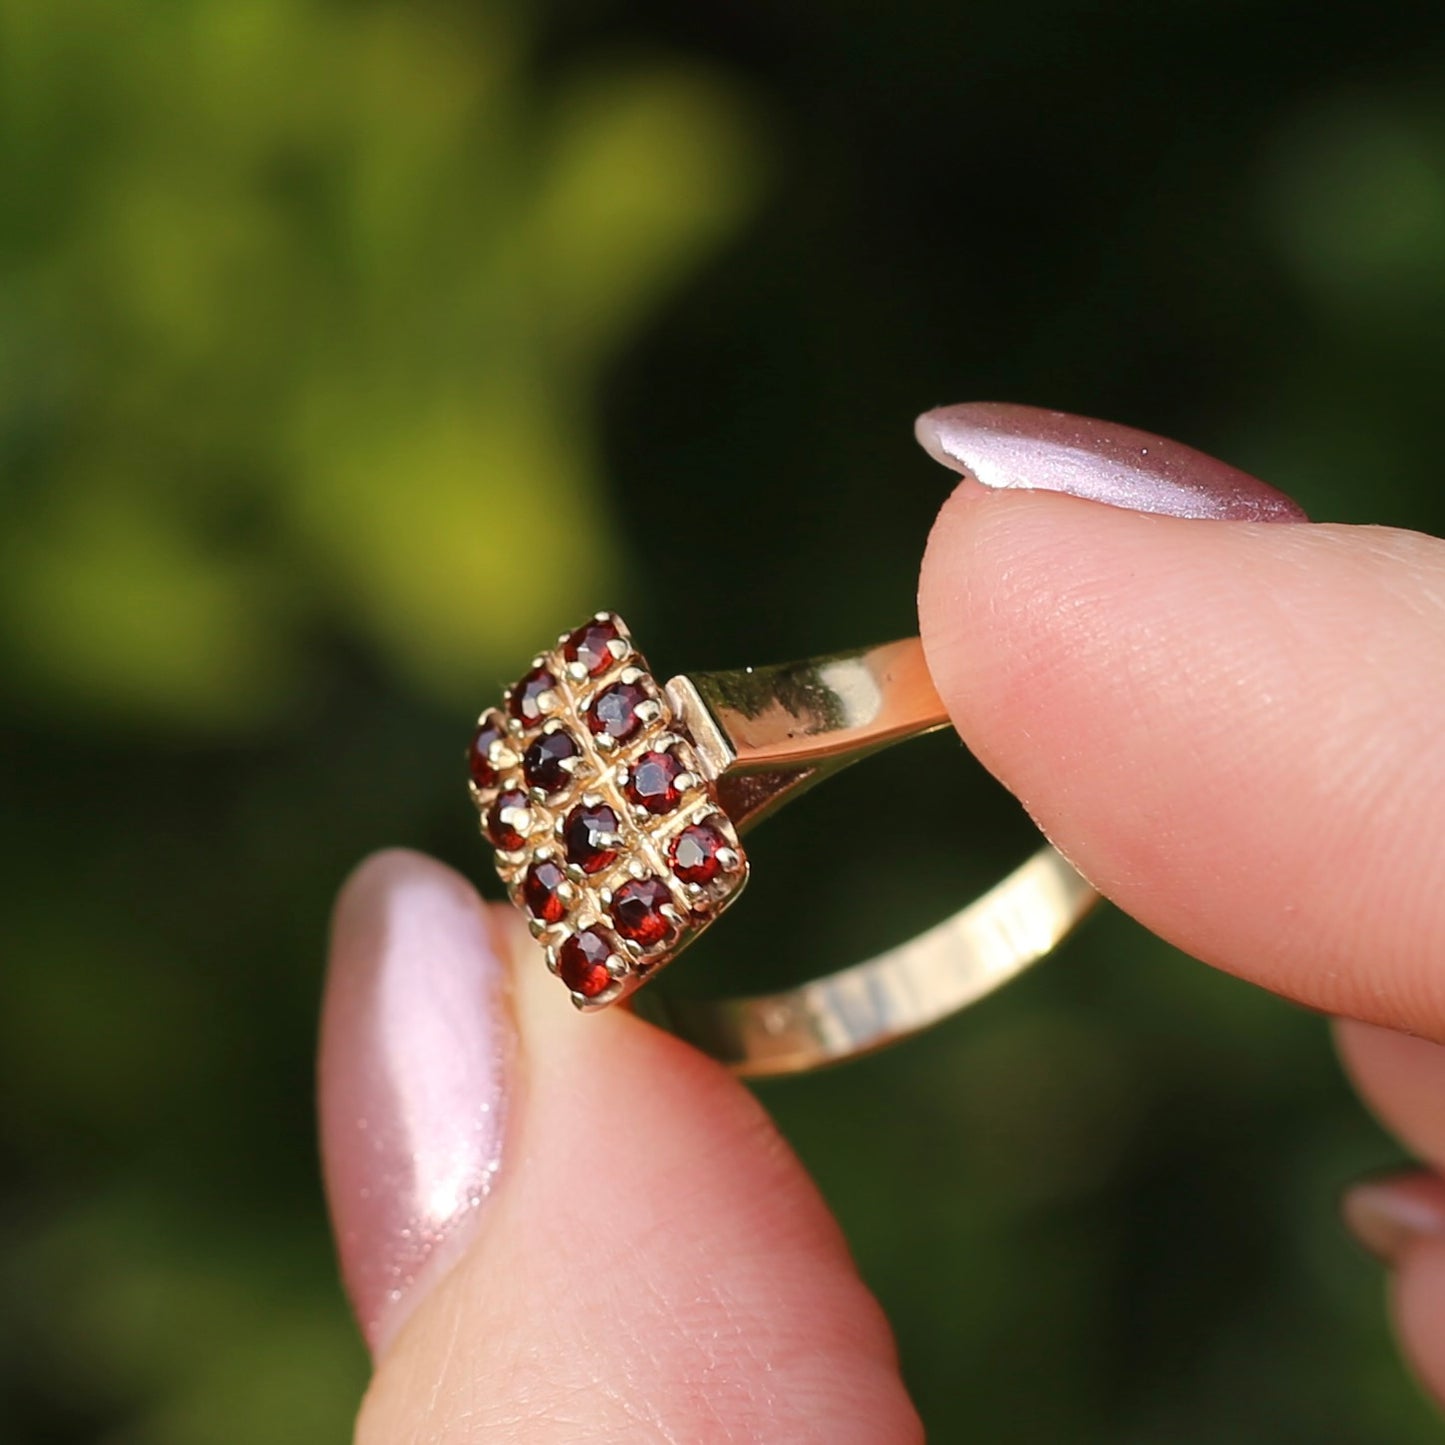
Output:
[[469, 611, 748, 1006]]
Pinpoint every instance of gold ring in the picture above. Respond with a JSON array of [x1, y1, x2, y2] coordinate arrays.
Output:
[[467, 612, 1098, 1076]]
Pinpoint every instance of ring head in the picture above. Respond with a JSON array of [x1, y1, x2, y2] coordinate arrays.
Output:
[[468, 612, 748, 1009]]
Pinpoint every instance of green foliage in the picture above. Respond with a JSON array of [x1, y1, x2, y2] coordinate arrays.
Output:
[[0, 0, 762, 728], [1, 2, 762, 1439]]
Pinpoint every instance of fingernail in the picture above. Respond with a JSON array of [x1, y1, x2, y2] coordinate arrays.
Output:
[[318, 849, 515, 1355], [1341, 1171, 1445, 1265], [915, 402, 1308, 522]]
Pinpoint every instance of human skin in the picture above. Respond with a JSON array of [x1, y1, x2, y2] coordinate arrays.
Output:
[[320, 404, 1445, 1441]]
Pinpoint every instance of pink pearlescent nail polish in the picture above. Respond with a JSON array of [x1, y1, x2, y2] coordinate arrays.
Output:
[[319, 849, 514, 1354], [916, 402, 1307, 522]]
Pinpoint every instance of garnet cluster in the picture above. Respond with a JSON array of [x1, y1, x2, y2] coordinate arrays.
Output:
[[466, 612, 747, 1006]]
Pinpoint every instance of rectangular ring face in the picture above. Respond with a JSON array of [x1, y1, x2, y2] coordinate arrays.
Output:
[[466, 612, 748, 1008]]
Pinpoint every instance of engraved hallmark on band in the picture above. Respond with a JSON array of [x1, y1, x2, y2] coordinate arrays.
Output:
[[467, 612, 748, 1009]]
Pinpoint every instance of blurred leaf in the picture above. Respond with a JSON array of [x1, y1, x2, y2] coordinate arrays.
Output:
[[1260, 93, 1445, 326], [0, 1, 763, 728], [15, 1186, 364, 1445], [287, 377, 606, 692], [533, 62, 767, 370], [1, 475, 294, 729]]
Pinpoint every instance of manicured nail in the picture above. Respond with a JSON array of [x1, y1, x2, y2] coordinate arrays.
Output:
[[318, 849, 514, 1355], [915, 402, 1307, 522], [1342, 1171, 1445, 1265]]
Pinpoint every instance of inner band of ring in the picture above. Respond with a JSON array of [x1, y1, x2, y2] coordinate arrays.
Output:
[[633, 639, 1100, 1076]]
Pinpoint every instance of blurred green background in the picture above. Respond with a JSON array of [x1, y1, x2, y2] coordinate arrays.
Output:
[[4, 1, 1445, 1440]]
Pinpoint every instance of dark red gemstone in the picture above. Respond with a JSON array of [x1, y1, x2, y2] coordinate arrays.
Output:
[[610, 877, 677, 947], [558, 927, 616, 998], [564, 616, 623, 678], [669, 820, 729, 884], [485, 789, 531, 851], [625, 747, 686, 815], [522, 729, 580, 795], [563, 802, 620, 874], [523, 858, 569, 924], [588, 680, 649, 742], [467, 713, 507, 789], [509, 667, 557, 728]]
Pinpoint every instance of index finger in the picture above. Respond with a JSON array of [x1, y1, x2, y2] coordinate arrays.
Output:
[[915, 405, 1445, 1039]]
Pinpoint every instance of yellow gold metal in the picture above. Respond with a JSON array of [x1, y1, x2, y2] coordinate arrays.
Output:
[[669, 636, 951, 830], [471, 619, 1100, 1073], [641, 845, 1096, 1076]]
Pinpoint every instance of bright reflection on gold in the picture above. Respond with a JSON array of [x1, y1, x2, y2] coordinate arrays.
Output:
[[641, 638, 1101, 1075]]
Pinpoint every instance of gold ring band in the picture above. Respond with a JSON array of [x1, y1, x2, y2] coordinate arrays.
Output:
[[466, 614, 1098, 1076]]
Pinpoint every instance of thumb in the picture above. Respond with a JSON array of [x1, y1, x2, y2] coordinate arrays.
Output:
[[319, 849, 920, 1444]]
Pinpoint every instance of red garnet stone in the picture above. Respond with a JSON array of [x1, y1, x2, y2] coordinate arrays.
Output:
[[509, 666, 557, 728], [610, 877, 676, 947], [559, 928, 616, 998], [522, 729, 579, 795], [587, 680, 649, 742], [467, 713, 507, 790], [625, 748, 685, 815], [564, 616, 623, 678], [564, 802, 620, 874], [522, 858, 569, 925], [485, 789, 531, 851], [669, 820, 729, 884]]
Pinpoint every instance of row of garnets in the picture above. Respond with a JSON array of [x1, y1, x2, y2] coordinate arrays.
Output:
[[467, 613, 745, 1005]]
